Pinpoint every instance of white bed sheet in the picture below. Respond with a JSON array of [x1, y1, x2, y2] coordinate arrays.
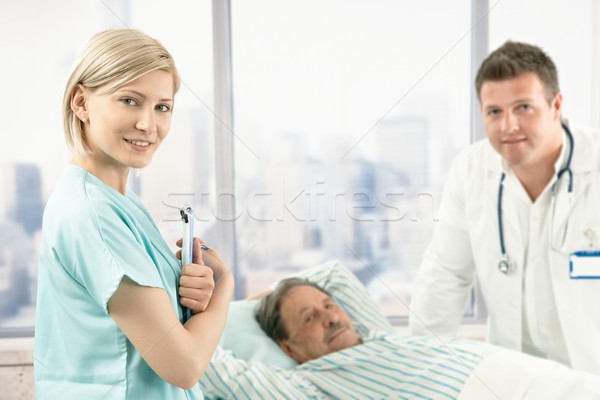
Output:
[[459, 349, 600, 400]]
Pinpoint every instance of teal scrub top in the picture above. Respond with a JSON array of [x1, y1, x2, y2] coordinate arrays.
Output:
[[35, 165, 203, 400]]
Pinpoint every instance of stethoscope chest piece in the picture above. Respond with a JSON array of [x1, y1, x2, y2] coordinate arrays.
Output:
[[498, 258, 513, 275]]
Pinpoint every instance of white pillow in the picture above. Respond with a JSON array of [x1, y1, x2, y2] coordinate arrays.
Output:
[[219, 299, 297, 369]]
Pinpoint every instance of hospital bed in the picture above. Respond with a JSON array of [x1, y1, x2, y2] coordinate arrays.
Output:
[[198, 261, 600, 400]]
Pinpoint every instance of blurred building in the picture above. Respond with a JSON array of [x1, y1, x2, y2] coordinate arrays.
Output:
[[0, 162, 41, 321], [6, 163, 44, 236]]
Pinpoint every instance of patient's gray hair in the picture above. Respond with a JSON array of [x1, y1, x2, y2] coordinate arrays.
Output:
[[254, 278, 331, 342]]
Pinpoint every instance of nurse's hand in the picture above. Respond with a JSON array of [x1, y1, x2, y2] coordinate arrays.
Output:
[[176, 238, 215, 314], [175, 237, 230, 280]]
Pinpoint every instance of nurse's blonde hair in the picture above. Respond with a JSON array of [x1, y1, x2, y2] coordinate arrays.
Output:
[[62, 28, 181, 156]]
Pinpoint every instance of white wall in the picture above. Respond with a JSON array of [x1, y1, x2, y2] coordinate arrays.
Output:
[[489, 0, 595, 128]]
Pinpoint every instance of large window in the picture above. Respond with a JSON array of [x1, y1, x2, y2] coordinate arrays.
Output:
[[230, 0, 472, 318], [2, 0, 598, 335]]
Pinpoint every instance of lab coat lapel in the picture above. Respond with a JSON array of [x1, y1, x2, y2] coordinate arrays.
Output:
[[498, 179, 524, 267], [483, 142, 524, 269], [550, 127, 595, 237], [482, 143, 524, 347], [549, 180, 577, 242]]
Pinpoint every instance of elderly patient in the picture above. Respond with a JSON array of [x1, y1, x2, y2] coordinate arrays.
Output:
[[253, 275, 600, 400], [255, 278, 362, 364]]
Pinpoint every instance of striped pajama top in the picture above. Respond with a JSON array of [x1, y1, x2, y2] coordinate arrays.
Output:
[[202, 331, 494, 399]]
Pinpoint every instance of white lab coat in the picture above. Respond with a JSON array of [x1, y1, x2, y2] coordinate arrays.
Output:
[[410, 125, 600, 375]]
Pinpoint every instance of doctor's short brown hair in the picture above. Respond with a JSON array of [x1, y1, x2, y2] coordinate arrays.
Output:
[[475, 40, 559, 104]]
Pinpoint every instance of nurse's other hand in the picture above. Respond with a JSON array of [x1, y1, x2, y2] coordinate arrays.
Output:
[[198, 248, 230, 281], [176, 238, 230, 280], [178, 242, 215, 313]]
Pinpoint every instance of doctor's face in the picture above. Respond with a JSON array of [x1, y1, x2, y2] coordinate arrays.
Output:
[[480, 72, 563, 172], [277, 285, 362, 363]]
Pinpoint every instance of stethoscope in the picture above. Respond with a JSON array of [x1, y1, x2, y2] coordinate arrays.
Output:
[[497, 122, 574, 274]]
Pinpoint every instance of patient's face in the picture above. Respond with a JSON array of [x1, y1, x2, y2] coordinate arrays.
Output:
[[277, 285, 362, 363]]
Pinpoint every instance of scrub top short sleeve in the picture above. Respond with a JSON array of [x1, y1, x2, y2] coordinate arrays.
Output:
[[55, 188, 166, 311]]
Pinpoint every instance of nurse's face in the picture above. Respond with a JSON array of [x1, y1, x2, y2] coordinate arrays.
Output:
[[277, 285, 362, 363], [480, 72, 563, 172], [82, 70, 174, 173]]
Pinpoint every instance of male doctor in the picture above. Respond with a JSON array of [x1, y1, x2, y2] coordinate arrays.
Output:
[[410, 41, 600, 375]]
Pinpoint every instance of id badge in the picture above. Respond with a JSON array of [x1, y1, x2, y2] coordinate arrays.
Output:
[[569, 251, 600, 279]]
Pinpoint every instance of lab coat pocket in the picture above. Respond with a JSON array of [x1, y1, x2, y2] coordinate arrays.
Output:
[[558, 222, 600, 254], [550, 175, 600, 254]]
